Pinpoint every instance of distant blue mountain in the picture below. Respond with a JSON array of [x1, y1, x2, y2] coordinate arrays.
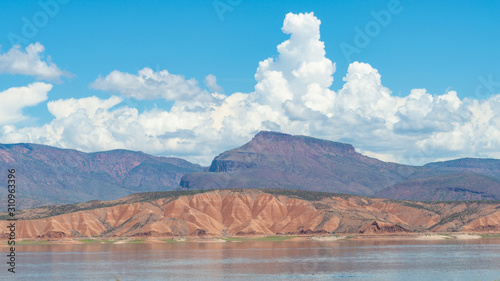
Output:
[[0, 143, 203, 209]]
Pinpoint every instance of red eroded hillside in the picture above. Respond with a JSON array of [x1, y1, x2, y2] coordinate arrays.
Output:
[[1, 189, 499, 239]]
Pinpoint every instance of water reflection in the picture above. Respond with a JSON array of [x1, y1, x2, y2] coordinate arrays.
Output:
[[5, 238, 500, 280]]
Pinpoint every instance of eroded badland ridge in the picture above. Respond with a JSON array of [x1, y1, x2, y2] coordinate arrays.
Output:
[[1, 189, 499, 239]]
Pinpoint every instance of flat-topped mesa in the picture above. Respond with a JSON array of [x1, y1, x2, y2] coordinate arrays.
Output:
[[251, 130, 301, 144], [183, 130, 417, 195], [208, 159, 257, 173], [209, 131, 356, 173], [251, 131, 355, 154]]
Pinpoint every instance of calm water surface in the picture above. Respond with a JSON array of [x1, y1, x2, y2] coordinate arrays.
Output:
[[4, 238, 500, 280]]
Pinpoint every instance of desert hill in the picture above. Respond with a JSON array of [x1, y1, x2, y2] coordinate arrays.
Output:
[[1, 189, 499, 239], [0, 143, 202, 209]]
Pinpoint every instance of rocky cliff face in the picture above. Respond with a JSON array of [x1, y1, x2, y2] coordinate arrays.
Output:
[[2, 189, 499, 239]]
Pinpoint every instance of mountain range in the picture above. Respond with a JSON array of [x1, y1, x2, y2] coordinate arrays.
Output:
[[1, 131, 499, 210], [180, 131, 500, 201], [0, 143, 202, 209]]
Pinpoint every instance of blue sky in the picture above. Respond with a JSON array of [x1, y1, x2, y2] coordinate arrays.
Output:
[[1, 0, 499, 165]]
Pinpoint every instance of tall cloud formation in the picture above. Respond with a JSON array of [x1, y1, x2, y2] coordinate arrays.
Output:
[[2, 12, 500, 165]]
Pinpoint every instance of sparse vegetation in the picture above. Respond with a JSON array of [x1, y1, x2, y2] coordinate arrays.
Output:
[[394, 201, 442, 214], [253, 236, 295, 241], [126, 239, 145, 244], [15, 240, 49, 245], [430, 208, 480, 230], [161, 239, 188, 243], [259, 188, 359, 201], [479, 234, 500, 238], [77, 239, 115, 244], [220, 236, 295, 242], [220, 237, 245, 241]]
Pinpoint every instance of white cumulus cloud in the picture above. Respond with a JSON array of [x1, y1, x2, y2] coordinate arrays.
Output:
[[204, 74, 224, 93], [91, 67, 214, 103], [0, 82, 52, 125], [0, 43, 71, 81]]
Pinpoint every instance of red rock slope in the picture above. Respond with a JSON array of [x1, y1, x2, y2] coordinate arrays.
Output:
[[1, 189, 499, 239]]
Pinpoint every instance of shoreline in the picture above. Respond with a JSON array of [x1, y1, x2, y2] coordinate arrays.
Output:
[[2, 233, 499, 245]]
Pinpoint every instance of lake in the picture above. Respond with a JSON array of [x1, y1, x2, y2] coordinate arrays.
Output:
[[4, 238, 500, 280]]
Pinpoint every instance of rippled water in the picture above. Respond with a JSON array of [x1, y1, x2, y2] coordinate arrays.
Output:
[[3, 238, 500, 280]]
